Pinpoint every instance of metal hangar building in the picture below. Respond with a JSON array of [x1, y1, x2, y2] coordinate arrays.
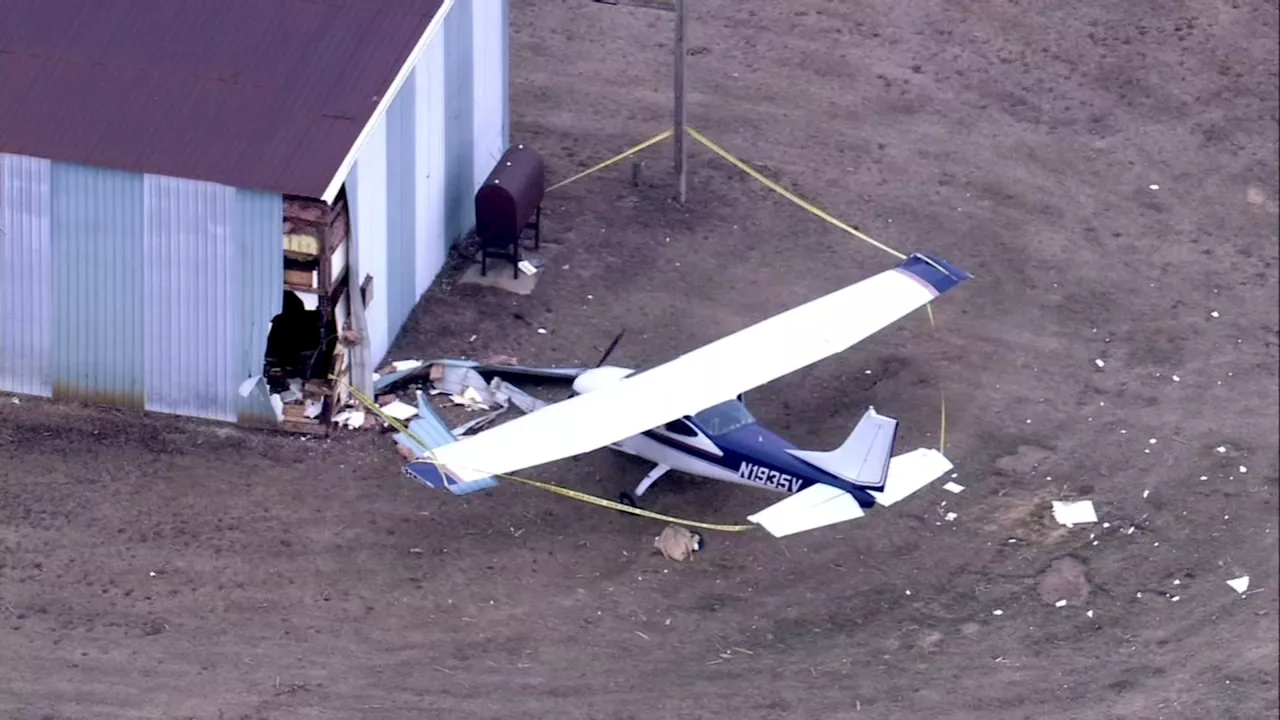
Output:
[[0, 0, 509, 430]]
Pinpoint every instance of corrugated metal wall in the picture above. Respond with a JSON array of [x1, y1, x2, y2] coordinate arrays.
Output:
[[346, 0, 509, 366], [0, 154, 53, 397], [0, 152, 283, 422]]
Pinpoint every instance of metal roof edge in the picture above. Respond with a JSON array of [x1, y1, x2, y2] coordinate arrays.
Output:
[[319, 0, 456, 204]]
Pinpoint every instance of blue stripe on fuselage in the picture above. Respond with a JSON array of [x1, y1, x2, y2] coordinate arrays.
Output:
[[642, 421, 878, 508]]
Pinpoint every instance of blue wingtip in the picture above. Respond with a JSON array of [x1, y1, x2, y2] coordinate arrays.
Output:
[[897, 253, 972, 296], [403, 460, 499, 495]]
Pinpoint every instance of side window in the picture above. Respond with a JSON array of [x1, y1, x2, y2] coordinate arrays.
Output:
[[662, 419, 699, 437]]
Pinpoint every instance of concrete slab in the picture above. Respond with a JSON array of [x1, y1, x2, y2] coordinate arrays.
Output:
[[457, 257, 541, 295]]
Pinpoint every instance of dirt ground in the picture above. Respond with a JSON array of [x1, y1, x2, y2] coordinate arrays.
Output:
[[2, 0, 1278, 718]]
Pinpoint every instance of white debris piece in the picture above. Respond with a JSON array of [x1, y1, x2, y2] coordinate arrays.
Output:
[[942, 481, 966, 494], [1238, 465, 1248, 474], [1171, 375, 1181, 382], [332, 409, 366, 429], [1086, 610, 1094, 618], [1052, 500, 1098, 526], [1143, 490, 1151, 499], [944, 512, 958, 522], [536, 328, 548, 335], [1148, 184, 1160, 190], [1148, 438, 1158, 445], [379, 400, 419, 421], [1094, 358, 1106, 368], [9, 396, 18, 405], [1054, 599, 1067, 608], [992, 609, 1004, 616], [1227, 576, 1250, 594], [1215, 446, 1227, 454], [391, 359, 423, 372], [1209, 310, 1220, 318]]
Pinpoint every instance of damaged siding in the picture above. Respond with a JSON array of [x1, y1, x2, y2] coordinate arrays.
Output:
[[235, 191, 284, 426], [344, 0, 508, 366], [0, 152, 282, 422]]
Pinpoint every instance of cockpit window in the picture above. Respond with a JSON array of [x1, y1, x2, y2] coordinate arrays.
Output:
[[692, 400, 756, 437]]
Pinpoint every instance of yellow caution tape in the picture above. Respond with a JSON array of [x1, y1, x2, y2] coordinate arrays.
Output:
[[686, 127, 908, 260], [342, 382, 754, 533], [685, 127, 950, 457], [546, 129, 675, 192]]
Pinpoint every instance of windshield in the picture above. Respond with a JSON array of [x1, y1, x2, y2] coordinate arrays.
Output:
[[692, 400, 756, 437]]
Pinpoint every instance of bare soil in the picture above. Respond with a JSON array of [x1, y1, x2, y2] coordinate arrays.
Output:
[[2, 0, 1278, 718]]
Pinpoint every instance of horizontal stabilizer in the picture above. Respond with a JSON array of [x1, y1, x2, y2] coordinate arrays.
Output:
[[866, 448, 953, 506], [786, 407, 898, 488], [747, 483, 867, 538]]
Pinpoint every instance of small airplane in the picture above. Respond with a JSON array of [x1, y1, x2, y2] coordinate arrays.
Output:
[[401, 252, 971, 538]]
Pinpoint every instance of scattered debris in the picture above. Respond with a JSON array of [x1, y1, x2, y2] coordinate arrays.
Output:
[[1227, 576, 1250, 594], [1054, 599, 1067, 608], [1086, 609, 1094, 618], [942, 481, 965, 494], [943, 511, 958, 522], [517, 259, 538, 275], [332, 409, 366, 429], [991, 609, 1004, 616], [654, 524, 701, 562], [1052, 500, 1098, 526], [1094, 358, 1106, 368], [1148, 184, 1160, 190], [1238, 465, 1248, 474], [1209, 310, 1220, 318]]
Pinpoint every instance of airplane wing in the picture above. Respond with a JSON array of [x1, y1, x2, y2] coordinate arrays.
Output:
[[423, 253, 970, 484]]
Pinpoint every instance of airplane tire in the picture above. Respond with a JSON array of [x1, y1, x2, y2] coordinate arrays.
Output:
[[691, 532, 705, 552], [618, 492, 638, 509]]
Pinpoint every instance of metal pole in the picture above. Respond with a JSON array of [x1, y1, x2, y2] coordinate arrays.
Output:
[[673, 0, 687, 204]]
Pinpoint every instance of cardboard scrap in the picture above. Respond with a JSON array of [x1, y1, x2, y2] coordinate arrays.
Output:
[[380, 400, 419, 421], [1052, 500, 1098, 526], [1227, 576, 1250, 594]]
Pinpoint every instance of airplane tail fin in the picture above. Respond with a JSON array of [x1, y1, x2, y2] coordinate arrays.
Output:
[[397, 391, 500, 496], [747, 448, 953, 537], [785, 407, 898, 489]]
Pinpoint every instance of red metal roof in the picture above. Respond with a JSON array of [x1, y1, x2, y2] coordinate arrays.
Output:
[[0, 0, 445, 198]]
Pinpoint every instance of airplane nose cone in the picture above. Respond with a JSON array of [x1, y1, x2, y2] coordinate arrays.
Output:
[[572, 365, 635, 395]]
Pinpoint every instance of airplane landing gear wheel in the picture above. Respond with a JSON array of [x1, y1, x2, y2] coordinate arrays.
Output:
[[691, 532, 705, 552], [618, 492, 638, 509]]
